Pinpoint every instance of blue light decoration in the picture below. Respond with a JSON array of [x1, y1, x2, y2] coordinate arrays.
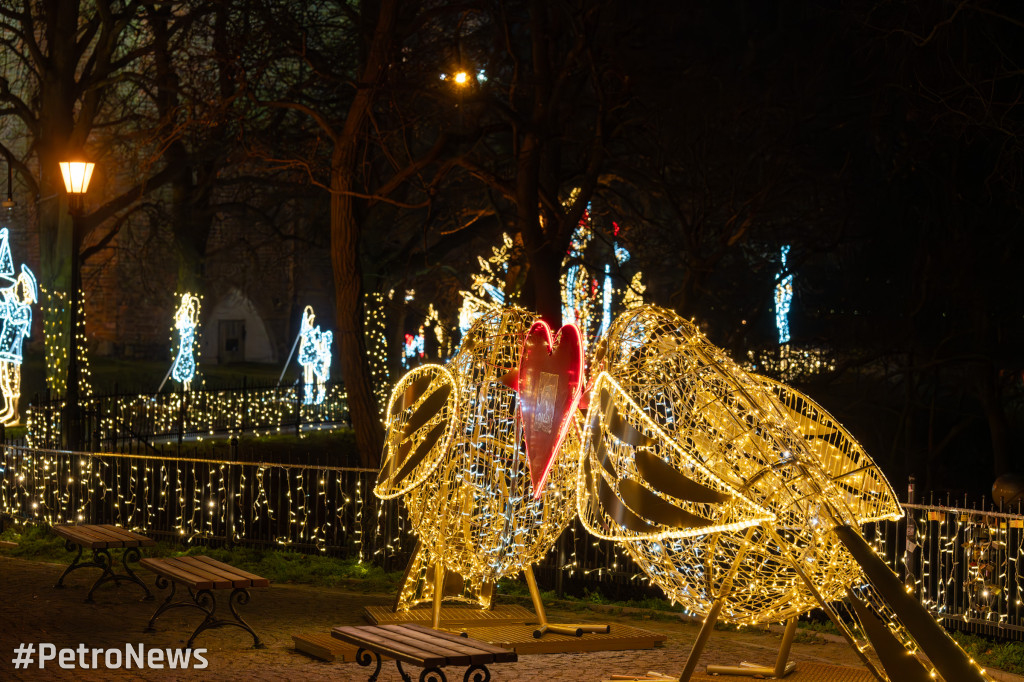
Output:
[[0, 228, 36, 425], [298, 305, 332, 405], [402, 332, 425, 369], [459, 215, 643, 350], [774, 245, 794, 344], [170, 293, 200, 391]]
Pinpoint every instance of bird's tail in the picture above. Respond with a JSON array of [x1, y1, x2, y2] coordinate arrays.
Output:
[[829, 525, 991, 682]]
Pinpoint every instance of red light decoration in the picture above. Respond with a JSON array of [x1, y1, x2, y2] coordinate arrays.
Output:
[[517, 321, 584, 498]]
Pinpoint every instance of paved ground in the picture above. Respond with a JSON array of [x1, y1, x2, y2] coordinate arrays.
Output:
[[0, 556, 1018, 681]]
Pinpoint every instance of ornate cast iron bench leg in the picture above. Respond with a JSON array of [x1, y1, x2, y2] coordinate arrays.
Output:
[[145, 577, 196, 632], [55, 541, 153, 602], [418, 666, 448, 682], [355, 648, 383, 682], [395, 660, 413, 682], [55, 540, 97, 588], [85, 547, 153, 602], [145, 579, 264, 649], [463, 664, 491, 682]]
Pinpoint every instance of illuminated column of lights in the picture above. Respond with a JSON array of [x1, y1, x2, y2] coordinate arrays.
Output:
[[365, 292, 389, 410], [170, 293, 201, 391], [774, 245, 794, 344]]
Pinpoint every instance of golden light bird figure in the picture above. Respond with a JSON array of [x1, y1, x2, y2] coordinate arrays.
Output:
[[376, 306, 605, 636], [578, 305, 990, 682]]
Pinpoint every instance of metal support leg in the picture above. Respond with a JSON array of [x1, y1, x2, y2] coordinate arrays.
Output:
[[524, 565, 609, 638], [419, 666, 448, 682], [679, 597, 723, 682], [355, 648, 383, 682], [704, 616, 798, 678], [463, 664, 491, 682], [774, 617, 799, 677], [145, 578, 264, 649], [55, 541, 87, 588], [395, 660, 413, 682], [55, 541, 152, 602], [432, 564, 445, 630], [766, 528, 887, 682]]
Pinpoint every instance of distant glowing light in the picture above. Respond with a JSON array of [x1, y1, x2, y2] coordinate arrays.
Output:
[[775, 245, 793, 344], [298, 306, 332, 405], [170, 293, 200, 391], [453, 70, 469, 85]]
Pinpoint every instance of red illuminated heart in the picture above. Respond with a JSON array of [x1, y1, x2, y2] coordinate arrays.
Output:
[[517, 321, 584, 499]]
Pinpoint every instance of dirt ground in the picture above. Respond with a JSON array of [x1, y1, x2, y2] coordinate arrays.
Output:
[[0, 556, 1018, 681]]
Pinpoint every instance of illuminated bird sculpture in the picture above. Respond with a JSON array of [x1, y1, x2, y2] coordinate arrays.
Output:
[[375, 306, 606, 636], [578, 305, 990, 681]]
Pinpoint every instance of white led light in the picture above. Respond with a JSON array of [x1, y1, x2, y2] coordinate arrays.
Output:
[[298, 305, 332, 405], [0, 228, 36, 425], [170, 293, 200, 390]]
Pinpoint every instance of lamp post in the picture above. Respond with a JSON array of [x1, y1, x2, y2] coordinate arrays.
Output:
[[59, 159, 94, 450]]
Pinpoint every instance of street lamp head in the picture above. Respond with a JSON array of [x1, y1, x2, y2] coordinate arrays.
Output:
[[59, 160, 95, 195]]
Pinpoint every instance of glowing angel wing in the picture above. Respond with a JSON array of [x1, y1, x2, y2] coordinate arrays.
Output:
[[375, 364, 458, 500], [753, 375, 903, 524], [577, 370, 774, 541]]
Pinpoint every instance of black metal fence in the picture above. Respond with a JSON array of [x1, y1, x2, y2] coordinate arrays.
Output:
[[25, 380, 350, 452], [867, 495, 1024, 640], [3, 442, 1023, 639], [0, 444, 403, 567]]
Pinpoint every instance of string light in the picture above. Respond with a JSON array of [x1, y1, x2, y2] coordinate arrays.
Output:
[[775, 245, 793, 344], [578, 304, 988, 681], [298, 306, 332, 406], [0, 228, 36, 425], [377, 306, 580, 611], [170, 293, 200, 391]]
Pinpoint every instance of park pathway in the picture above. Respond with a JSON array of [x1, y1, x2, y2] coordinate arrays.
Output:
[[0, 556, 1019, 681]]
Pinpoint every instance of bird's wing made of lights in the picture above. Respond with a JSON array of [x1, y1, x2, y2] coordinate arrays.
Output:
[[577, 370, 774, 542], [752, 374, 903, 525], [375, 364, 458, 500]]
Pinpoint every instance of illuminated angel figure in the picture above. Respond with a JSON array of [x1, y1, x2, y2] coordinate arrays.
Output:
[[0, 264, 36, 424], [170, 293, 200, 391], [581, 305, 990, 682], [376, 306, 606, 637], [298, 306, 332, 405]]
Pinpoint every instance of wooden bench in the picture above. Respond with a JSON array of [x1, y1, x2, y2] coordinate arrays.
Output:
[[332, 623, 518, 682], [52, 524, 155, 603], [140, 555, 269, 649]]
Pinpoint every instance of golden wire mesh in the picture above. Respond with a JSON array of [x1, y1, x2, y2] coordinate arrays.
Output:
[[577, 305, 903, 625], [376, 306, 580, 609]]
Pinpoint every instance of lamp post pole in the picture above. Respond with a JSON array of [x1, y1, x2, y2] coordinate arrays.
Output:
[[59, 160, 93, 451], [65, 197, 83, 450]]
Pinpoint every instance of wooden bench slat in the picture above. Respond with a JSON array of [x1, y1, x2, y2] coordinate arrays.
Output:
[[332, 626, 449, 668], [361, 626, 477, 665], [189, 555, 270, 588], [140, 558, 215, 590], [398, 624, 517, 661], [161, 558, 234, 589], [98, 524, 156, 546], [174, 557, 252, 588], [53, 524, 154, 549], [56, 525, 122, 549], [377, 625, 501, 664], [80, 526, 133, 547]]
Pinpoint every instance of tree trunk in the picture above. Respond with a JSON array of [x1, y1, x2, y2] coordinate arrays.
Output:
[[327, 0, 398, 468]]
